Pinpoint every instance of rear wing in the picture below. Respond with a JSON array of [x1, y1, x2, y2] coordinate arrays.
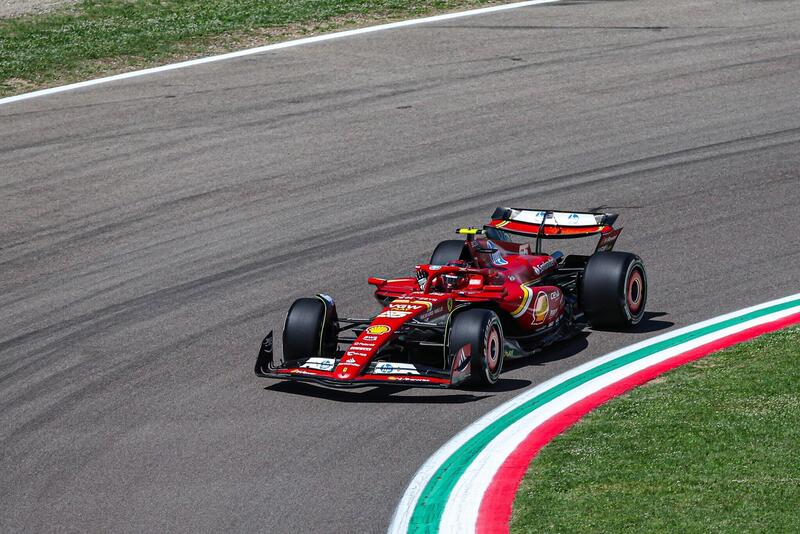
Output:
[[486, 207, 622, 253]]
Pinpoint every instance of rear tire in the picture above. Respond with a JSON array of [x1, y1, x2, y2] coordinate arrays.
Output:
[[283, 297, 337, 362], [581, 252, 647, 329], [430, 240, 469, 266], [448, 309, 504, 386]]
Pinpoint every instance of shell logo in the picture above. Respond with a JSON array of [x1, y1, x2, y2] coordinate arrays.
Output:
[[366, 325, 392, 335], [533, 292, 549, 324]]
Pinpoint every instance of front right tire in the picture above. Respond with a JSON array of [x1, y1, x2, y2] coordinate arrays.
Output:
[[448, 308, 504, 386]]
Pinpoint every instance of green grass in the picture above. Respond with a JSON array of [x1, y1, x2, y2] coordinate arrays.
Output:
[[0, 0, 499, 96], [511, 326, 800, 533]]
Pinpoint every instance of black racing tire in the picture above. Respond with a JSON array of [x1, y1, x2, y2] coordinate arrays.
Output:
[[430, 240, 469, 266], [581, 251, 647, 329], [448, 308, 504, 386], [282, 297, 336, 362]]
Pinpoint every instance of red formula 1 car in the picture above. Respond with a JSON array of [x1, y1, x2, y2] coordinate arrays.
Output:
[[255, 208, 647, 389]]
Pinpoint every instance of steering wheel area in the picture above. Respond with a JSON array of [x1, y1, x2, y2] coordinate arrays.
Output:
[[418, 265, 491, 293]]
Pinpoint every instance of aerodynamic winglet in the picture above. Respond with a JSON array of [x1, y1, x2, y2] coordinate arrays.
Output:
[[254, 331, 275, 376]]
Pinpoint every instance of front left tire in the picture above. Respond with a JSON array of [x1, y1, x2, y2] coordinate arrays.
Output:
[[282, 297, 338, 362]]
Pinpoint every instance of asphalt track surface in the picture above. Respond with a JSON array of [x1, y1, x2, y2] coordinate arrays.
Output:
[[1, 0, 799, 532]]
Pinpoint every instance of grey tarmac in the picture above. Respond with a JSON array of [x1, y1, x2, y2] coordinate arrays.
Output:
[[1, 0, 799, 532], [0, 0, 77, 18]]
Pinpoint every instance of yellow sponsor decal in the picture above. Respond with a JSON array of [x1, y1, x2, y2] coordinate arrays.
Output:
[[533, 291, 550, 324], [511, 282, 536, 318], [366, 324, 392, 335]]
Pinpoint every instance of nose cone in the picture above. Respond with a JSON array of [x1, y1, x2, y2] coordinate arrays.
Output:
[[336, 363, 360, 380], [333, 294, 450, 381]]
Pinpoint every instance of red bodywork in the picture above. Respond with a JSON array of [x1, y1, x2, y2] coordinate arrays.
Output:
[[257, 208, 622, 388]]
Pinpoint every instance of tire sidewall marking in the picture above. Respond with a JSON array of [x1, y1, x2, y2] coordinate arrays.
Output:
[[482, 316, 503, 381], [623, 260, 646, 323]]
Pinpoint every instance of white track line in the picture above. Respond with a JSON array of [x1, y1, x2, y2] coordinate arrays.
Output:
[[387, 292, 800, 533], [438, 304, 800, 532], [0, 0, 560, 108]]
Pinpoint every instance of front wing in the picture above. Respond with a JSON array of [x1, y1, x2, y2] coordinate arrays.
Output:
[[254, 332, 452, 388]]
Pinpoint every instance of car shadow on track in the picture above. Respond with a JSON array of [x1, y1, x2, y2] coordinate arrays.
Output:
[[629, 311, 675, 333], [591, 311, 675, 334], [503, 331, 590, 372], [264, 313, 673, 403], [504, 311, 674, 372], [264, 380, 515, 403]]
